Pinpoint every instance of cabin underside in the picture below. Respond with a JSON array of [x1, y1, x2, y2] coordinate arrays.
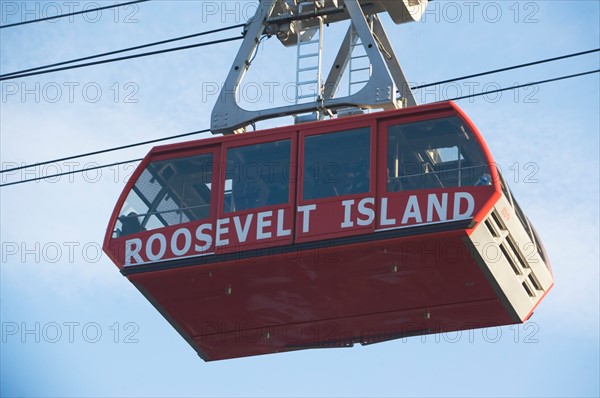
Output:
[[126, 221, 536, 361]]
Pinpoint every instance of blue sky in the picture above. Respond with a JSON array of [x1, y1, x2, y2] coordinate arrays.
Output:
[[1, 1, 599, 397]]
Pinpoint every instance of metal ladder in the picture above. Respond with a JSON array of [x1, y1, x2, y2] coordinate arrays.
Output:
[[211, 0, 421, 135], [348, 27, 371, 95], [295, 2, 325, 105], [348, 23, 371, 95]]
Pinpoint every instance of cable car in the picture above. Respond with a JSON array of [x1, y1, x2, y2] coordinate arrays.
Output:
[[103, 101, 554, 361]]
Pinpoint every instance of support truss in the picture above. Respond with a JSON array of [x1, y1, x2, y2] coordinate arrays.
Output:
[[211, 0, 427, 135]]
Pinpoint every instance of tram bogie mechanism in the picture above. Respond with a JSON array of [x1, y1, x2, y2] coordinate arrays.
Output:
[[211, 0, 427, 135]]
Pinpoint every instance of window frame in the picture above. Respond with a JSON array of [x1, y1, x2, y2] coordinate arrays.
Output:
[[292, 119, 377, 243], [214, 131, 297, 254], [376, 112, 491, 197], [111, 145, 221, 239], [298, 120, 376, 205], [218, 131, 298, 216]]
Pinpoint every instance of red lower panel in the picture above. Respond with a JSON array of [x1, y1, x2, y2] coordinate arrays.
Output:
[[194, 298, 513, 361], [128, 230, 516, 361]]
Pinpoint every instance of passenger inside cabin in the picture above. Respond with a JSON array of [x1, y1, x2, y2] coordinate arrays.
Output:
[[232, 177, 270, 211], [334, 159, 369, 196], [475, 173, 492, 186], [227, 149, 267, 211], [119, 212, 144, 236], [353, 159, 370, 193]]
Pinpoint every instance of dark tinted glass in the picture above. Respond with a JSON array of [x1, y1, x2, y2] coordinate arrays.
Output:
[[387, 117, 491, 192], [303, 127, 371, 200], [224, 140, 292, 213]]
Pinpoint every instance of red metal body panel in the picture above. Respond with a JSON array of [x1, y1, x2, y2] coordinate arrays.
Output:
[[103, 102, 550, 361], [128, 230, 514, 360]]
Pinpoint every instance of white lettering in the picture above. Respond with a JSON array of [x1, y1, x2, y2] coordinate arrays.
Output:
[[124, 238, 143, 265], [453, 192, 475, 219], [122, 192, 478, 266], [171, 228, 192, 256], [216, 218, 230, 247], [146, 233, 167, 261], [427, 193, 448, 222], [195, 223, 213, 252], [357, 198, 375, 227], [380, 198, 396, 226], [233, 214, 253, 243], [298, 205, 316, 233], [341, 200, 355, 228], [277, 209, 291, 237], [402, 195, 423, 224], [257, 211, 273, 240]]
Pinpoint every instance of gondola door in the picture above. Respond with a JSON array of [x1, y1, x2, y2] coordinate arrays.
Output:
[[295, 119, 377, 244], [216, 133, 297, 255]]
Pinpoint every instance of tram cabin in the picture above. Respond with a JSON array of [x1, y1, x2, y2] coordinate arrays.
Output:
[[103, 101, 553, 361]]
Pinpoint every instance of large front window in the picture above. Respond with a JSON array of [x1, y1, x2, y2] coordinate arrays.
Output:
[[387, 117, 491, 192], [115, 153, 213, 237]]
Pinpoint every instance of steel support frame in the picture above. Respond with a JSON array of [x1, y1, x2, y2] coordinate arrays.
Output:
[[211, 0, 416, 135]]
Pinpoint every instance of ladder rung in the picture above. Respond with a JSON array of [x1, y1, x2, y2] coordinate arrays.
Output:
[[350, 80, 369, 85], [299, 38, 321, 45], [297, 94, 318, 99], [298, 80, 318, 85], [299, 53, 319, 59], [298, 67, 319, 72], [350, 67, 371, 72], [351, 55, 369, 60]]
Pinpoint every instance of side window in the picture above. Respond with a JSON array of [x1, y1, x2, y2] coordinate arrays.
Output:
[[224, 140, 292, 213], [387, 117, 491, 192], [303, 127, 370, 200], [116, 153, 213, 237]]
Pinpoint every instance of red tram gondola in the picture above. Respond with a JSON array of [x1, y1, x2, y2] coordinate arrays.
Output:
[[103, 101, 553, 361]]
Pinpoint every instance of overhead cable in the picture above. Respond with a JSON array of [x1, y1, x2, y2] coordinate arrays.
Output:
[[446, 69, 600, 102], [0, 36, 244, 81], [0, 159, 143, 188], [0, 24, 246, 78], [0, 129, 211, 174], [411, 48, 600, 90], [2, 69, 598, 188]]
